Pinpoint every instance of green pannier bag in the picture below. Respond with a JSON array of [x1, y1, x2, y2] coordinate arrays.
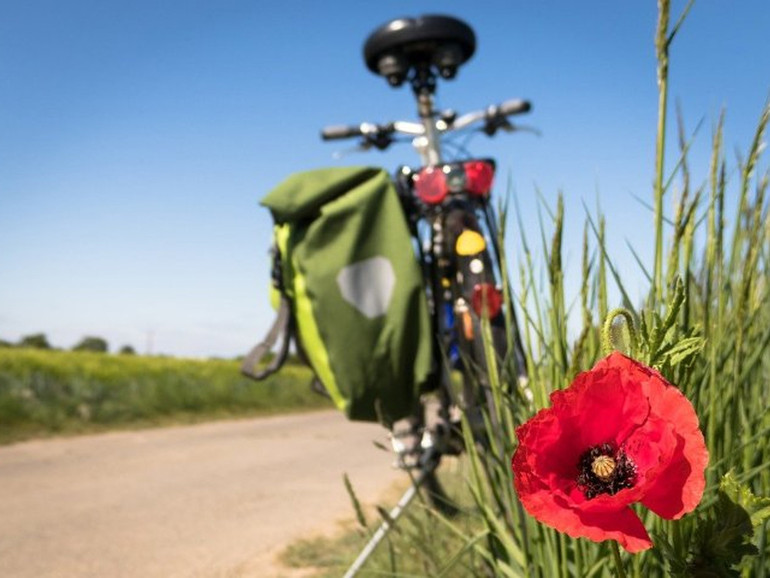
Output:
[[242, 166, 433, 423]]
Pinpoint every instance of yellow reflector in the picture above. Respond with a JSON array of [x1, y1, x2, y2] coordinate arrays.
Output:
[[456, 230, 486, 256]]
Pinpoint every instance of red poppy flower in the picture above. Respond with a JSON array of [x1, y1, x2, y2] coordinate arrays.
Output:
[[511, 352, 708, 553]]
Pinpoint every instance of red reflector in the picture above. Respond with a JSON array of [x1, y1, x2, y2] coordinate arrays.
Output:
[[414, 166, 448, 204], [464, 161, 494, 196], [471, 283, 503, 319]]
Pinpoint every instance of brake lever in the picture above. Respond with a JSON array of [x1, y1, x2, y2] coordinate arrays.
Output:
[[482, 116, 508, 136], [367, 133, 394, 151], [504, 123, 542, 137], [484, 118, 541, 137]]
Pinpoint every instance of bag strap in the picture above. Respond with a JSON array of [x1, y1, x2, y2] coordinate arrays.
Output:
[[239, 235, 328, 397], [241, 296, 293, 380], [293, 333, 331, 399]]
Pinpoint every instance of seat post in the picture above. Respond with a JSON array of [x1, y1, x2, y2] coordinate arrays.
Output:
[[411, 65, 442, 165]]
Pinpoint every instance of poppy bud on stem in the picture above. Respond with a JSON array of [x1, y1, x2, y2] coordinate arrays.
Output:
[[601, 308, 638, 357]]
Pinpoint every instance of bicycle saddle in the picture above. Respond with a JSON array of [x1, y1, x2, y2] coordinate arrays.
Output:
[[363, 15, 476, 86]]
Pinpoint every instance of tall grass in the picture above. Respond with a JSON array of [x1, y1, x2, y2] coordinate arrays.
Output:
[[0, 348, 330, 443], [443, 1, 770, 576]]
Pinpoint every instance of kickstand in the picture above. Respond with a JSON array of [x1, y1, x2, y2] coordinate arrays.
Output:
[[342, 452, 439, 577]]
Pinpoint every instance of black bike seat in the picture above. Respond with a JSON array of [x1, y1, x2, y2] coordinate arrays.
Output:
[[363, 15, 476, 76]]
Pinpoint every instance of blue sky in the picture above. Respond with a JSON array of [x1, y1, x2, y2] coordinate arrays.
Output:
[[1, 1, 768, 357]]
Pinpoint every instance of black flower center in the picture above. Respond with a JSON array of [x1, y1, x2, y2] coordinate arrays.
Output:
[[577, 443, 637, 499]]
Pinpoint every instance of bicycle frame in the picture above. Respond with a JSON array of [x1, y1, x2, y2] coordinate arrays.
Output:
[[415, 89, 443, 165], [320, 15, 533, 575]]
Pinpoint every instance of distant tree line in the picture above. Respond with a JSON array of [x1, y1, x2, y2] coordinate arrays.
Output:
[[0, 333, 136, 355]]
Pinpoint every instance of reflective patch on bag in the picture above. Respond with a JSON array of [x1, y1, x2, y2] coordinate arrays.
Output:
[[336, 256, 395, 318]]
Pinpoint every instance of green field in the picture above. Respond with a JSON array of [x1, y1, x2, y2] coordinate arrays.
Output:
[[0, 348, 332, 444]]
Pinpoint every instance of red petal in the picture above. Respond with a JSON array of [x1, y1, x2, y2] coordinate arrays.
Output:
[[513, 407, 581, 491], [574, 506, 653, 553], [595, 353, 708, 518], [551, 360, 651, 450], [512, 472, 653, 553], [638, 368, 708, 518]]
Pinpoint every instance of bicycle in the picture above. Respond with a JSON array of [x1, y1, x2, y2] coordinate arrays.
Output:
[[320, 15, 533, 575]]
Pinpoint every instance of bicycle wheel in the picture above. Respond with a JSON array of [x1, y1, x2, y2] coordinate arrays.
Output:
[[442, 206, 511, 436]]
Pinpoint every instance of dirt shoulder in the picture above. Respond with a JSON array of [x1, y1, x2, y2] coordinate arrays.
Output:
[[0, 411, 403, 577]]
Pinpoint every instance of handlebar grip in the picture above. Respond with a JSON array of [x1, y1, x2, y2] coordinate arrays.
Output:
[[320, 125, 363, 140], [497, 99, 532, 116]]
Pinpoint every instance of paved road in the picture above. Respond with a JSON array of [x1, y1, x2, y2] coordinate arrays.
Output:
[[0, 411, 403, 577]]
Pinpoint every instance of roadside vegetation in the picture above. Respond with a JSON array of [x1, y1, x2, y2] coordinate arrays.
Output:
[[0, 347, 331, 444]]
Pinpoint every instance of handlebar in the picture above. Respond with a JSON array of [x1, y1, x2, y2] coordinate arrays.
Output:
[[320, 98, 532, 144], [321, 125, 366, 140], [451, 98, 531, 131], [499, 98, 531, 116]]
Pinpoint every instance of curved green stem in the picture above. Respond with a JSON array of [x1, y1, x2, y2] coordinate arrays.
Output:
[[601, 308, 638, 357]]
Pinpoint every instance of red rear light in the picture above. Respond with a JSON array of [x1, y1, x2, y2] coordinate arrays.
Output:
[[414, 166, 448, 204], [413, 161, 494, 203], [464, 161, 494, 197], [471, 283, 502, 319]]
